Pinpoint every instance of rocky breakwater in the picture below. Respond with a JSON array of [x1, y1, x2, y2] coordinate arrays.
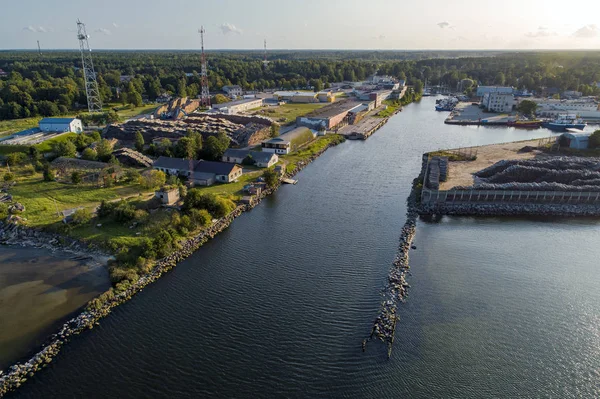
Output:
[[0, 221, 108, 260], [419, 202, 600, 217], [0, 135, 346, 397], [364, 161, 425, 357]]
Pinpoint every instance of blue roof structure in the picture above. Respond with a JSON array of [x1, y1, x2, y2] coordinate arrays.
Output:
[[39, 118, 78, 124]]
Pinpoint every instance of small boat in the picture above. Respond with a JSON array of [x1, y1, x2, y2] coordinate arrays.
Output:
[[542, 113, 587, 131]]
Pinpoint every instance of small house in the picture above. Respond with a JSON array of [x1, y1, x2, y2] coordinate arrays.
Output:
[[155, 187, 180, 205], [222, 149, 279, 168]]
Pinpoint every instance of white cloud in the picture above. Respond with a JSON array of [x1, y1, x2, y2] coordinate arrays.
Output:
[[112, 22, 119, 28], [95, 28, 112, 35], [573, 24, 598, 38], [219, 23, 242, 35], [23, 26, 49, 33], [437, 22, 450, 29], [371, 34, 386, 40]]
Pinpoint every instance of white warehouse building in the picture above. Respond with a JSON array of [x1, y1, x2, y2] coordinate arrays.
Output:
[[39, 118, 83, 133], [482, 92, 515, 113]]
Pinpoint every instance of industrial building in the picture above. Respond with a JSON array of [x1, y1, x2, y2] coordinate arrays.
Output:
[[476, 86, 514, 97], [262, 127, 316, 154], [530, 98, 600, 119], [357, 90, 394, 107], [482, 92, 515, 113], [296, 100, 364, 130], [223, 85, 243, 98], [39, 118, 83, 133], [0, 117, 83, 146], [211, 98, 264, 114]]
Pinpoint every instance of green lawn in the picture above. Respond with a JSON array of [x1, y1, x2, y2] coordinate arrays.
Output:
[[199, 171, 263, 200], [0, 117, 43, 137], [8, 173, 146, 226], [0, 103, 155, 138], [109, 103, 158, 119], [253, 103, 327, 125], [281, 134, 344, 173], [0, 132, 78, 156]]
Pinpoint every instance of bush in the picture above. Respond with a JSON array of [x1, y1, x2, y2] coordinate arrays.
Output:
[[43, 166, 56, 181], [125, 169, 141, 182], [589, 130, 600, 149], [97, 200, 117, 218], [188, 208, 212, 227], [139, 170, 166, 189], [262, 168, 279, 187], [183, 190, 235, 218], [3, 172, 15, 182], [113, 201, 136, 223], [81, 148, 98, 161], [71, 171, 82, 184], [6, 152, 28, 166], [0, 203, 8, 220], [21, 164, 35, 176], [72, 208, 92, 225]]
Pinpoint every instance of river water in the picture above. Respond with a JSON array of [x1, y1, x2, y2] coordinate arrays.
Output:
[[10, 98, 600, 398], [0, 247, 109, 370]]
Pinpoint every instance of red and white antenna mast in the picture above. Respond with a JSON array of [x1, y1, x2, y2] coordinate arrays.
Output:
[[198, 26, 211, 107]]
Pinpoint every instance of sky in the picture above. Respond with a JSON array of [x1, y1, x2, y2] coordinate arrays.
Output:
[[2, 0, 600, 50]]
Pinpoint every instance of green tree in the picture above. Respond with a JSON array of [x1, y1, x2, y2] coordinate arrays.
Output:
[[96, 139, 114, 162], [139, 170, 166, 189], [81, 148, 98, 161], [52, 140, 77, 157], [270, 124, 280, 138], [135, 131, 145, 152], [6, 152, 28, 166], [43, 165, 55, 181], [203, 131, 230, 161], [517, 100, 538, 117], [589, 130, 600, 149], [183, 191, 235, 218], [262, 168, 279, 188], [213, 94, 229, 104], [71, 171, 82, 184]]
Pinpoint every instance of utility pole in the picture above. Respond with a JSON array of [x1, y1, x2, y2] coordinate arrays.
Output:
[[76, 19, 103, 113], [263, 39, 269, 68], [198, 26, 211, 108]]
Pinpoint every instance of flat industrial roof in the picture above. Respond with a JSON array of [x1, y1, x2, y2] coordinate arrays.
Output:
[[213, 98, 263, 109], [302, 100, 363, 119]]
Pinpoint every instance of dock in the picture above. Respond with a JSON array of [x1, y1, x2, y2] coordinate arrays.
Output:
[[282, 178, 298, 185], [339, 115, 389, 140]]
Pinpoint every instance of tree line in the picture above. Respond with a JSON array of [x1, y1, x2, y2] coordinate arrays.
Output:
[[1, 50, 600, 121]]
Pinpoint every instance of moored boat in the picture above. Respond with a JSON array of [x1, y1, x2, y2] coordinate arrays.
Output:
[[507, 120, 542, 128], [542, 113, 587, 131]]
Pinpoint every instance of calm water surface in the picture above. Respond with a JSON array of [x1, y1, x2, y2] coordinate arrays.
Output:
[[10, 98, 600, 398]]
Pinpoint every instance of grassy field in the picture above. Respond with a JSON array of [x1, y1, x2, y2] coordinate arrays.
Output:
[[376, 99, 401, 118], [7, 172, 146, 226], [282, 134, 344, 173], [0, 117, 43, 137], [108, 103, 158, 119], [0, 133, 78, 156], [253, 103, 327, 125], [0, 104, 156, 137]]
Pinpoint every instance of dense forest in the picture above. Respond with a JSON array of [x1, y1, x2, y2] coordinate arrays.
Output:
[[1, 50, 600, 121]]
